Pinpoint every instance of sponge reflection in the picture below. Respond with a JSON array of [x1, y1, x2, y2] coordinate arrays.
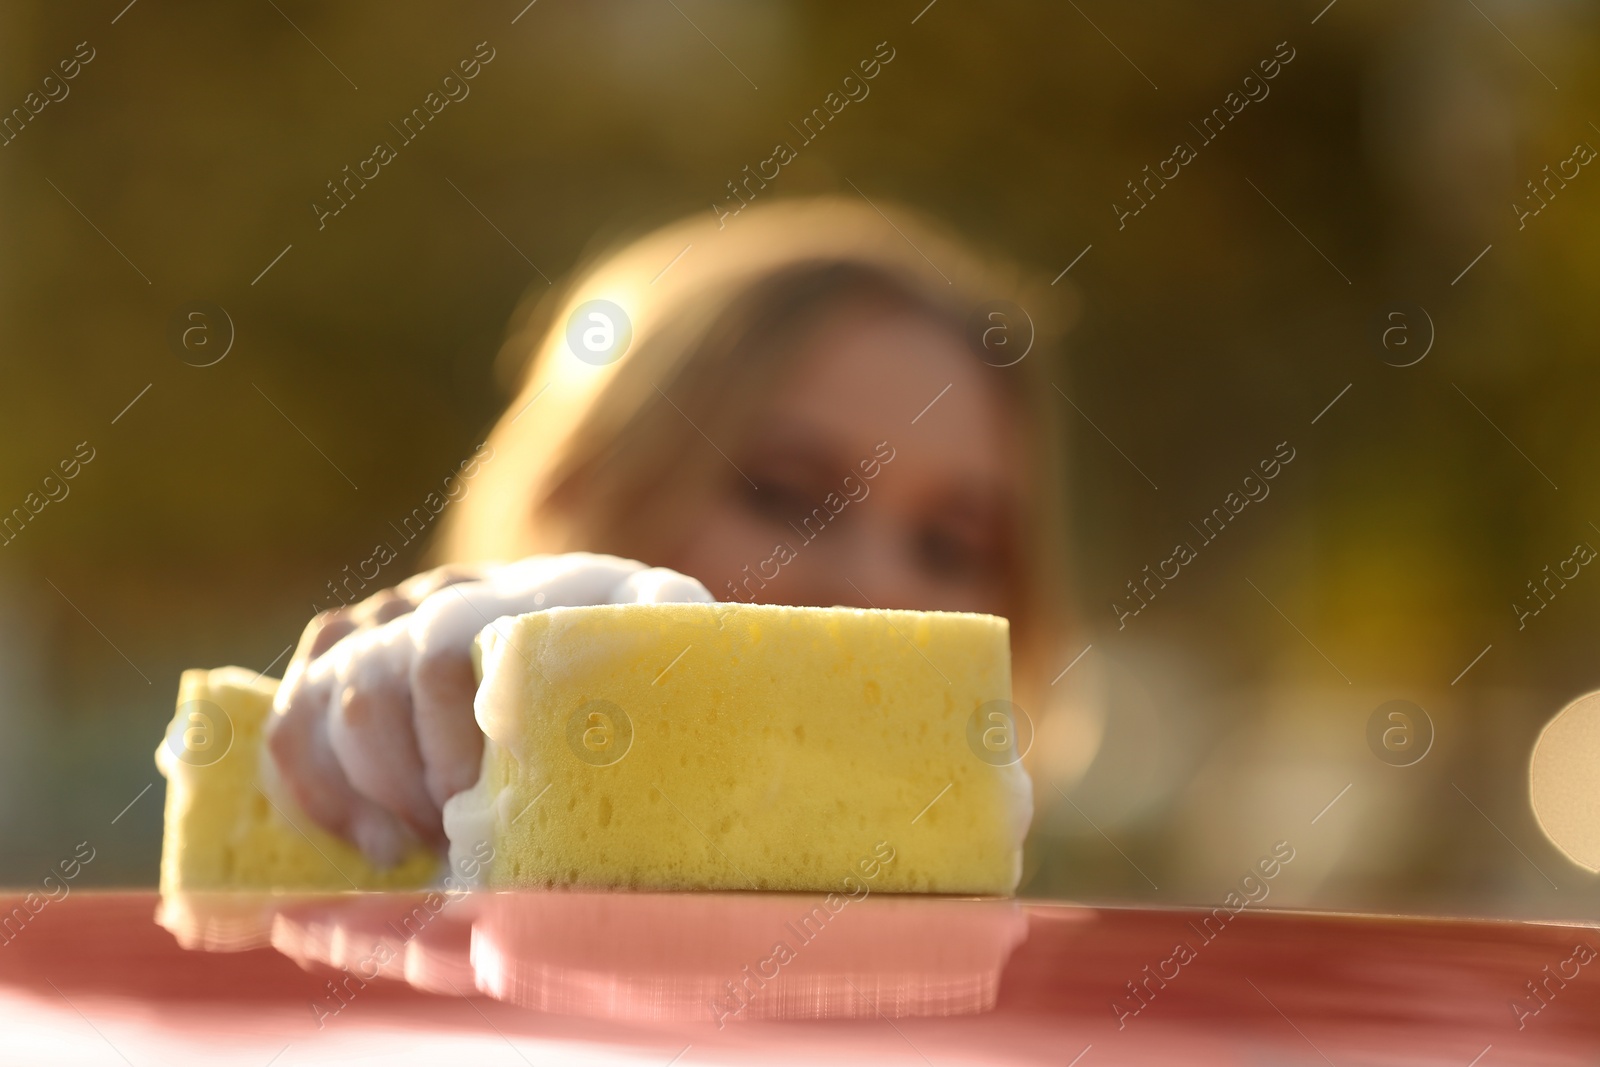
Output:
[[156, 888, 1029, 1026]]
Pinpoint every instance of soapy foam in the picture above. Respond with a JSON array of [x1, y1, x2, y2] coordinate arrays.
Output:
[[442, 745, 500, 888]]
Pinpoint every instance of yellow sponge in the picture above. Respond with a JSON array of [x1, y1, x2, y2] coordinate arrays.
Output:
[[155, 667, 438, 892], [443, 603, 1030, 894]]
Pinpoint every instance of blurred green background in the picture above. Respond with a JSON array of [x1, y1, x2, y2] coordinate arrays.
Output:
[[2, 0, 1597, 918]]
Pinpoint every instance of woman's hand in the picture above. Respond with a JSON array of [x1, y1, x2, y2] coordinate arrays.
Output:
[[264, 554, 713, 866]]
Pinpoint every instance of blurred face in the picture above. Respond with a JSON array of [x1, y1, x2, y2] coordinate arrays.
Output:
[[664, 299, 1024, 616]]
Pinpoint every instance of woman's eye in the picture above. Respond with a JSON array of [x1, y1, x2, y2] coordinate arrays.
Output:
[[913, 524, 992, 581], [741, 479, 816, 525]]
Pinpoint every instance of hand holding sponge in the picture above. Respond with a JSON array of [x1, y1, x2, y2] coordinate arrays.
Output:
[[156, 557, 1032, 895]]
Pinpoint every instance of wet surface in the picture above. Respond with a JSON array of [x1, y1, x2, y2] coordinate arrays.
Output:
[[1, 889, 1596, 1065]]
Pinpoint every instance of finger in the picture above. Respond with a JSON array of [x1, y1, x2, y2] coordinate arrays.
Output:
[[608, 566, 714, 605], [326, 619, 445, 846], [313, 562, 495, 642], [303, 608, 358, 663], [504, 553, 645, 606], [267, 612, 357, 834], [409, 625, 484, 811], [396, 561, 502, 601], [266, 654, 418, 867], [408, 555, 649, 808], [347, 587, 414, 629], [346, 561, 495, 631]]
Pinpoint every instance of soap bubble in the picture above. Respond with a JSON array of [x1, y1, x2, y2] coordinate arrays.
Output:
[[566, 698, 633, 766], [1366, 699, 1433, 767], [163, 698, 235, 766], [966, 699, 1033, 766]]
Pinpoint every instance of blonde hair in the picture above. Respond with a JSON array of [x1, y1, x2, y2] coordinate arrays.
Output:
[[436, 196, 1074, 710]]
